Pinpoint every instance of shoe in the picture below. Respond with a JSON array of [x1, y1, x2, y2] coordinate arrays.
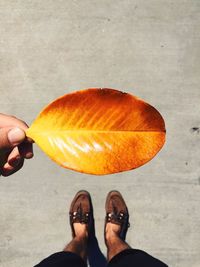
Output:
[[105, 190, 130, 241], [69, 190, 95, 239]]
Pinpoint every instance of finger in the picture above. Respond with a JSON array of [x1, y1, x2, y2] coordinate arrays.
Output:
[[18, 142, 34, 159], [0, 158, 24, 177], [0, 114, 34, 144], [0, 127, 26, 153], [0, 114, 29, 131], [7, 147, 22, 167]]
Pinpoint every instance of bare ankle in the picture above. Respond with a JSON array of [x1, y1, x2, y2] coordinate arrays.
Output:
[[73, 222, 88, 240], [105, 222, 121, 246]]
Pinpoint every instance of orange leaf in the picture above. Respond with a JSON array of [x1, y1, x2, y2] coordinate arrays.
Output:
[[26, 88, 166, 175]]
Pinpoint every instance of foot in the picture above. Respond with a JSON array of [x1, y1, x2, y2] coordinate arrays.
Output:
[[69, 190, 95, 241], [104, 191, 130, 246]]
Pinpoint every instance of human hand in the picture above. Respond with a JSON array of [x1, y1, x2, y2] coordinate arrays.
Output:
[[0, 113, 33, 176]]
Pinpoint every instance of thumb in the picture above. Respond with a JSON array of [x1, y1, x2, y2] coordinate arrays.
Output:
[[0, 127, 26, 152]]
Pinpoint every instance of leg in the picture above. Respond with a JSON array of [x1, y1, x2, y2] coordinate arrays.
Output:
[[63, 222, 88, 262], [105, 221, 130, 261], [104, 191, 168, 267], [104, 191, 130, 262], [65, 190, 95, 262]]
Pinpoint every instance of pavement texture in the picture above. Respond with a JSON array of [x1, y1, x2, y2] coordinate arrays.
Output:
[[0, 1, 200, 267]]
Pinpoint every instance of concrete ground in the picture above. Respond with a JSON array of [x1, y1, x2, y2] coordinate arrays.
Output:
[[0, 1, 199, 266]]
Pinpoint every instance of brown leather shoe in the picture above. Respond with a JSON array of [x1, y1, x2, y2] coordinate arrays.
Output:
[[105, 191, 130, 241], [69, 190, 95, 239]]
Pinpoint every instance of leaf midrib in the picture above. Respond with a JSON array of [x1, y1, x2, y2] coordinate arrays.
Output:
[[27, 129, 166, 135]]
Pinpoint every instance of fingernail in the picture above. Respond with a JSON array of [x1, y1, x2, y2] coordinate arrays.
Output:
[[8, 128, 26, 145], [25, 152, 34, 159]]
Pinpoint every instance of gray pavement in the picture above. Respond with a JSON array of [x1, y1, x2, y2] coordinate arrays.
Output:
[[0, 1, 200, 266]]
